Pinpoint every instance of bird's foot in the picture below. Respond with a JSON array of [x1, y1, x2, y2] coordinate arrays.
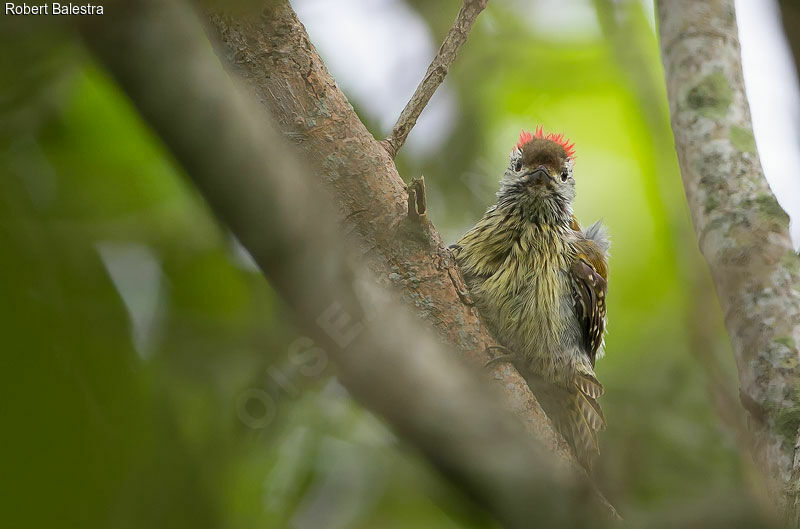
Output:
[[484, 345, 517, 368]]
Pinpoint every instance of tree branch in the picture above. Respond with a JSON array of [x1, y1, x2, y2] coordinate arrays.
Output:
[[76, 1, 619, 527], [380, 0, 488, 158], [657, 0, 800, 522], [204, 3, 624, 517], [204, 1, 578, 466]]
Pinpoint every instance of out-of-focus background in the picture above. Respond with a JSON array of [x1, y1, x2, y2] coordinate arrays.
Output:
[[1, 0, 799, 527]]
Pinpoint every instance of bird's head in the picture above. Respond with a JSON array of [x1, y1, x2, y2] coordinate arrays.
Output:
[[498, 127, 576, 224]]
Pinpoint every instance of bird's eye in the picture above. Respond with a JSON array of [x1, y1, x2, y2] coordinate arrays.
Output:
[[560, 170, 569, 182], [514, 160, 523, 172]]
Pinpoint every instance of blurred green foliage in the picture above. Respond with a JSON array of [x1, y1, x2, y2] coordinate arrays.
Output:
[[0, 1, 747, 528]]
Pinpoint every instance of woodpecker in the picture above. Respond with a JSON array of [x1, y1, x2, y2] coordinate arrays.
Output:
[[452, 127, 609, 469]]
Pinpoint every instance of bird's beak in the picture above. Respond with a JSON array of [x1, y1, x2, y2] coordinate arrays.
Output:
[[526, 166, 551, 186]]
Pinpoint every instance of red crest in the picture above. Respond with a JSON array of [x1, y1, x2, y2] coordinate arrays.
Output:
[[515, 126, 576, 159]]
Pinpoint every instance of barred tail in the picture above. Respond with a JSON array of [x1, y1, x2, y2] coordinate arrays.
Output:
[[562, 389, 605, 470], [546, 374, 606, 471], [518, 371, 606, 470]]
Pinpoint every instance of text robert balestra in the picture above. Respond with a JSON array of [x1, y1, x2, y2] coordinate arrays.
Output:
[[5, 3, 104, 15]]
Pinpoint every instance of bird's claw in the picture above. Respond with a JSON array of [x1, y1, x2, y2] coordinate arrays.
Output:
[[484, 345, 516, 368]]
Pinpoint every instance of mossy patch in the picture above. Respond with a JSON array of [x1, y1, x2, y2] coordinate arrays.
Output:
[[782, 251, 800, 274], [753, 194, 789, 223], [776, 336, 797, 350], [775, 406, 800, 446], [704, 194, 720, 214], [729, 126, 756, 153], [705, 216, 727, 234], [686, 71, 733, 118]]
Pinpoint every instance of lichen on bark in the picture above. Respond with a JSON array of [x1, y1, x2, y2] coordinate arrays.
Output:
[[657, 0, 800, 521]]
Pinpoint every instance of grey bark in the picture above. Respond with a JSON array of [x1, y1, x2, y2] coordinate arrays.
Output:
[[657, 0, 800, 522]]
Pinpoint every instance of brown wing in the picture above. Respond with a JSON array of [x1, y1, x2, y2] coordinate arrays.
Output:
[[570, 216, 609, 279], [570, 256, 607, 366]]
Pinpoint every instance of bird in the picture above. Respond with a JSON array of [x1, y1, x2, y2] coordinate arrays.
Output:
[[451, 126, 610, 469]]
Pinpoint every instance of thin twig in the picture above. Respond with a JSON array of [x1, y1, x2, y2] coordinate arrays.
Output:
[[380, 0, 488, 158]]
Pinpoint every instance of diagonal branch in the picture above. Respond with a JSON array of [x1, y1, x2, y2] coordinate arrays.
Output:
[[205, 0, 577, 467], [657, 0, 800, 522], [76, 1, 618, 527], [204, 5, 620, 518], [380, 0, 488, 158]]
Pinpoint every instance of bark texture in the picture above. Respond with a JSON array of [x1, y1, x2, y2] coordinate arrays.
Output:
[[657, 0, 800, 521], [205, 4, 576, 462]]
